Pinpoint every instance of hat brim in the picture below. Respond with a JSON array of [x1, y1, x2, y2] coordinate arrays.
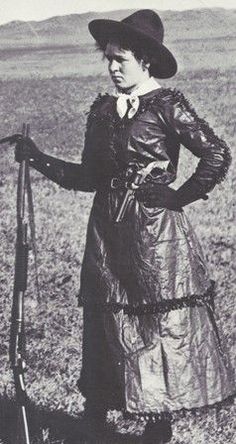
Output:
[[89, 19, 177, 79]]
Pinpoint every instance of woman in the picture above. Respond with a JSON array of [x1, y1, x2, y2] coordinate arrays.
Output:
[[16, 10, 235, 444]]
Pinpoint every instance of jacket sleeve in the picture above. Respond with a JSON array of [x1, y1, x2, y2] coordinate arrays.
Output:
[[27, 97, 107, 192], [162, 90, 232, 205], [28, 150, 96, 192]]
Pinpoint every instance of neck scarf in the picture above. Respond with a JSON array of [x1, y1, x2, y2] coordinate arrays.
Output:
[[114, 77, 161, 119]]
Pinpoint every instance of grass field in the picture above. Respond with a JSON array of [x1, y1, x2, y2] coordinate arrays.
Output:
[[0, 66, 235, 443], [0, 36, 236, 80]]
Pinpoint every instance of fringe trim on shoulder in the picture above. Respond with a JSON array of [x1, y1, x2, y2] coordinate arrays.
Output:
[[139, 88, 232, 189], [86, 93, 110, 116], [123, 392, 236, 423], [84, 93, 121, 172], [85, 92, 115, 133], [171, 89, 232, 186], [81, 280, 215, 315]]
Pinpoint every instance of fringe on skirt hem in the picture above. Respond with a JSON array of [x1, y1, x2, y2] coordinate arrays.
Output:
[[79, 280, 215, 315], [122, 393, 236, 423]]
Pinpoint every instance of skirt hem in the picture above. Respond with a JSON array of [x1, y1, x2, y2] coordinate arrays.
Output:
[[122, 392, 236, 422]]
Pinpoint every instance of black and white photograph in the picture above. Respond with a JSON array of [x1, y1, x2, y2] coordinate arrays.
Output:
[[0, 1, 235, 443]]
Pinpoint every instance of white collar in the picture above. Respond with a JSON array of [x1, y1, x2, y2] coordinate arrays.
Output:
[[114, 76, 161, 98], [114, 77, 161, 119]]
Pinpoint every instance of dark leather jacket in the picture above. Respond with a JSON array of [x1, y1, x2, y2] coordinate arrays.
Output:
[[29, 88, 231, 205]]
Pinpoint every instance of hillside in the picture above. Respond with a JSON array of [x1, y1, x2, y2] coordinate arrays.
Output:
[[0, 8, 235, 80], [0, 8, 235, 49]]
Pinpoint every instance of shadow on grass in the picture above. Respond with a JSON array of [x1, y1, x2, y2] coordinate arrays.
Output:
[[0, 395, 142, 444]]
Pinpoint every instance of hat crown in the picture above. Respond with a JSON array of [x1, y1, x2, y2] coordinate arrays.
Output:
[[122, 9, 164, 43], [88, 9, 177, 78]]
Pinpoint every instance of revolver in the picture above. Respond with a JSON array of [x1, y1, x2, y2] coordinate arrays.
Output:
[[114, 160, 168, 223]]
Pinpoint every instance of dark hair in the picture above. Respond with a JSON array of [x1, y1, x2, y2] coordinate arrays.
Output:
[[96, 33, 158, 76]]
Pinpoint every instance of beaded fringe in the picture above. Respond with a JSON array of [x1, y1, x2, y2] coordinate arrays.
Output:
[[123, 392, 236, 423], [80, 281, 215, 315], [140, 88, 232, 189], [170, 89, 232, 187]]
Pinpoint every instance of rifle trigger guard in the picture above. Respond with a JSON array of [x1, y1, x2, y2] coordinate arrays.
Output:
[[111, 177, 130, 190], [111, 177, 120, 189]]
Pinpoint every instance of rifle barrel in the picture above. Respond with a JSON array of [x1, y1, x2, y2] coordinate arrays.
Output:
[[10, 123, 31, 444]]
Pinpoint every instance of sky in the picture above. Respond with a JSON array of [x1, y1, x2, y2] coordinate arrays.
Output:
[[0, 0, 235, 25]]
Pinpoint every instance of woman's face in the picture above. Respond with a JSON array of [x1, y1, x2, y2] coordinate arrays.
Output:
[[104, 42, 150, 93]]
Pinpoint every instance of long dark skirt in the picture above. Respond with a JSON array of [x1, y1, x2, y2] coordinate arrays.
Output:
[[78, 191, 235, 418]]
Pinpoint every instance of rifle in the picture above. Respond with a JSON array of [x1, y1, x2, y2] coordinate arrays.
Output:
[[8, 123, 31, 444]]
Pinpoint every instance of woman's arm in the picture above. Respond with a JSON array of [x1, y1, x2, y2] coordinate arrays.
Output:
[[137, 89, 231, 209], [164, 90, 232, 205], [15, 138, 96, 192]]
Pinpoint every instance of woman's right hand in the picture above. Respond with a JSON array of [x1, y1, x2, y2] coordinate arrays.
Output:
[[15, 137, 40, 163]]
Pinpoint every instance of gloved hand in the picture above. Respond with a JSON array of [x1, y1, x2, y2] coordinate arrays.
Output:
[[136, 182, 181, 210], [136, 178, 208, 210], [15, 137, 41, 163]]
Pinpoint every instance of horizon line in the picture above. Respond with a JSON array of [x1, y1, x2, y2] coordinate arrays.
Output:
[[0, 6, 235, 27]]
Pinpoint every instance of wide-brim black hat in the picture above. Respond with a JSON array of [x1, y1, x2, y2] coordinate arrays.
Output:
[[88, 9, 177, 79]]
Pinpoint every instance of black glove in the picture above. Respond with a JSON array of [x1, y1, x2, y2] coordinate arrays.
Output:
[[0, 133, 22, 145], [15, 137, 41, 163], [136, 182, 181, 210], [14, 138, 94, 191], [174, 177, 208, 207], [136, 178, 208, 210]]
